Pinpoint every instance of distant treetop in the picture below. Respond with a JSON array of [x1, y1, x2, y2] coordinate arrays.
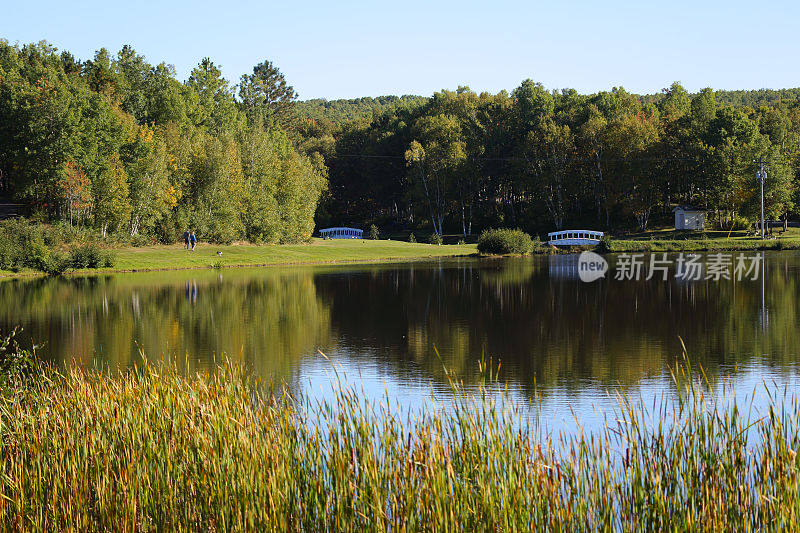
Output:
[[294, 95, 428, 125]]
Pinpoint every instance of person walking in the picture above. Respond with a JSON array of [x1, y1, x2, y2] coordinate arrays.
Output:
[[183, 230, 190, 250], [190, 231, 197, 251]]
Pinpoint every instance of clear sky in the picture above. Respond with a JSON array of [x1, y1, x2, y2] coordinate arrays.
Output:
[[3, 0, 799, 100]]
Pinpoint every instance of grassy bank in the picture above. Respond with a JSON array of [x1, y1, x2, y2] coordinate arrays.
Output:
[[2, 356, 799, 530], [600, 237, 800, 253], [2, 239, 477, 277], [601, 227, 800, 253]]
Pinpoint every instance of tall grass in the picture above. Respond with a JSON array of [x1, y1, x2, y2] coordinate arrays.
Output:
[[1, 355, 799, 530]]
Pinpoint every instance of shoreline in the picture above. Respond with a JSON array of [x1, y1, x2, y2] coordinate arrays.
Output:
[[4, 237, 800, 280], [0, 240, 480, 279]]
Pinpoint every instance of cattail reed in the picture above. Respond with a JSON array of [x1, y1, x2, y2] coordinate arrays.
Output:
[[0, 356, 798, 531]]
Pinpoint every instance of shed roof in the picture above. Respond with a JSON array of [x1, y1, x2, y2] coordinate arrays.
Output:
[[672, 205, 705, 213]]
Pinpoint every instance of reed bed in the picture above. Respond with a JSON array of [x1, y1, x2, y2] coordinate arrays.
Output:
[[0, 356, 799, 531]]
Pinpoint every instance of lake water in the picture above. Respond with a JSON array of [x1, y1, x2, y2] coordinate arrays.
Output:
[[3, 252, 800, 433]]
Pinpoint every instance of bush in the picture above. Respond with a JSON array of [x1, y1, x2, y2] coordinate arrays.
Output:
[[408, 233, 416, 243], [40, 251, 71, 276], [477, 228, 533, 255], [428, 233, 443, 246], [595, 236, 613, 254], [369, 224, 379, 240], [0, 219, 53, 272], [0, 219, 118, 274], [68, 244, 115, 269], [718, 215, 751, 231]]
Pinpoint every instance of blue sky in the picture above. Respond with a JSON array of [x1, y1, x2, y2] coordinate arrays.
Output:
[[4, 0, 799, 99]]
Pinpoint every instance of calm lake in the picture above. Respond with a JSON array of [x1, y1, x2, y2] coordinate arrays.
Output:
[[3, 252, 800, 431]]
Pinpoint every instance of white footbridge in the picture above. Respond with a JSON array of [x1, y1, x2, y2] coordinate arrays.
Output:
[[319, 227, 363, 239], [547, 230, 604, 246]]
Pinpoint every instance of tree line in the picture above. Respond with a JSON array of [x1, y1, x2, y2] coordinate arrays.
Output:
[[0, 41, 326, 243], [303, 82, 800, 236], [3, 39, 800, 241]]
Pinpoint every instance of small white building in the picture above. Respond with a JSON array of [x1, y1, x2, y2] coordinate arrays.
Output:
[[319, 227, 363, 239], [673, 206, 706, 230]]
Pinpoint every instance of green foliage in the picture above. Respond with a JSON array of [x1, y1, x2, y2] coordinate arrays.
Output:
[[294, 95, 427, 125], [39, 251, 71, 276], [0, 220, 115, 274], [0, 40, 326, 245], [595, 235, 614, 253], [369, 224, 379, 240], [408, 232, 416, 243], [428, 232, 443, 245], [68, 244, 115, 269], [477, 228, 533, 255], [309, 81, 800, 238]]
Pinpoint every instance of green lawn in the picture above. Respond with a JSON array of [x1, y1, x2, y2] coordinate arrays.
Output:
[[597, 226, 800, 253], [617, 226, 800, 241], [97, 238, 477, 273]]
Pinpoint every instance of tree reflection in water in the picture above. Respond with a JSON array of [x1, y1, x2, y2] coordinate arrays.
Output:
[[1, 253, 799, 400]]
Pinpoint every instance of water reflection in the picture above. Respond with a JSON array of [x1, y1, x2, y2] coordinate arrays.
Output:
[[2, 253, 800, 403]]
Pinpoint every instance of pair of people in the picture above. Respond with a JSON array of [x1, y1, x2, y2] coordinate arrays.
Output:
[[183, 230, 197, 251]]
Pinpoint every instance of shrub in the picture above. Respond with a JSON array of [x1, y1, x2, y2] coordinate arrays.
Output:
[[369, 224, 380, 240], [408, 233, 416, 243], [428, 233, 443, 246], [595, 236, 613, 254], [68, 244, 115, 269], [477, 228, 533, 255], [40, 251, 71, 276]]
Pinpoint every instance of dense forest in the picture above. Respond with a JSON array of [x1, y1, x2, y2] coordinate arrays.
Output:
[[306, 84, 800, 237], [2, 39, 800, 242], [295, 96, 427, 126], [0, 40, 326, 244]]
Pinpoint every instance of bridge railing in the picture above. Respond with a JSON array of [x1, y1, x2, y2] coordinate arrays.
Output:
[[547, 230, 604, 244]]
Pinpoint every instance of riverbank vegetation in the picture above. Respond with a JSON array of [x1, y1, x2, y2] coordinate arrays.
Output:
[[0, 41, 325, 245], [1, 347, 799, 530], [0, 233, 476, 276], [307, 84, 800, 238], [0, 218, 114, 274], [477, 228, 536, 254], [4, 40, 800, 246]]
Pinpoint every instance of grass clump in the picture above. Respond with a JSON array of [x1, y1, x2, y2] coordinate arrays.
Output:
[[3, 352, 800, 530], [477, 228, 533, 255]]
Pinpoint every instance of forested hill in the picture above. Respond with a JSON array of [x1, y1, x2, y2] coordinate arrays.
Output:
[[309, 81, 800, 237], [641, 88, 800, 108], [299, 89, 800, 126], [295, 95, 427, 125]]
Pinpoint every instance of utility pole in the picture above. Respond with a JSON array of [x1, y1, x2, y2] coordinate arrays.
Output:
[[754, 159, 768, 239]]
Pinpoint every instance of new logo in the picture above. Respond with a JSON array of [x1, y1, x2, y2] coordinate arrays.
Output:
[[578, 251, 608, 282]]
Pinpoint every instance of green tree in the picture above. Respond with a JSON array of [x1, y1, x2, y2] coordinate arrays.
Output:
[[238, 60, 297, 130], [93, 153, 131, 236]]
